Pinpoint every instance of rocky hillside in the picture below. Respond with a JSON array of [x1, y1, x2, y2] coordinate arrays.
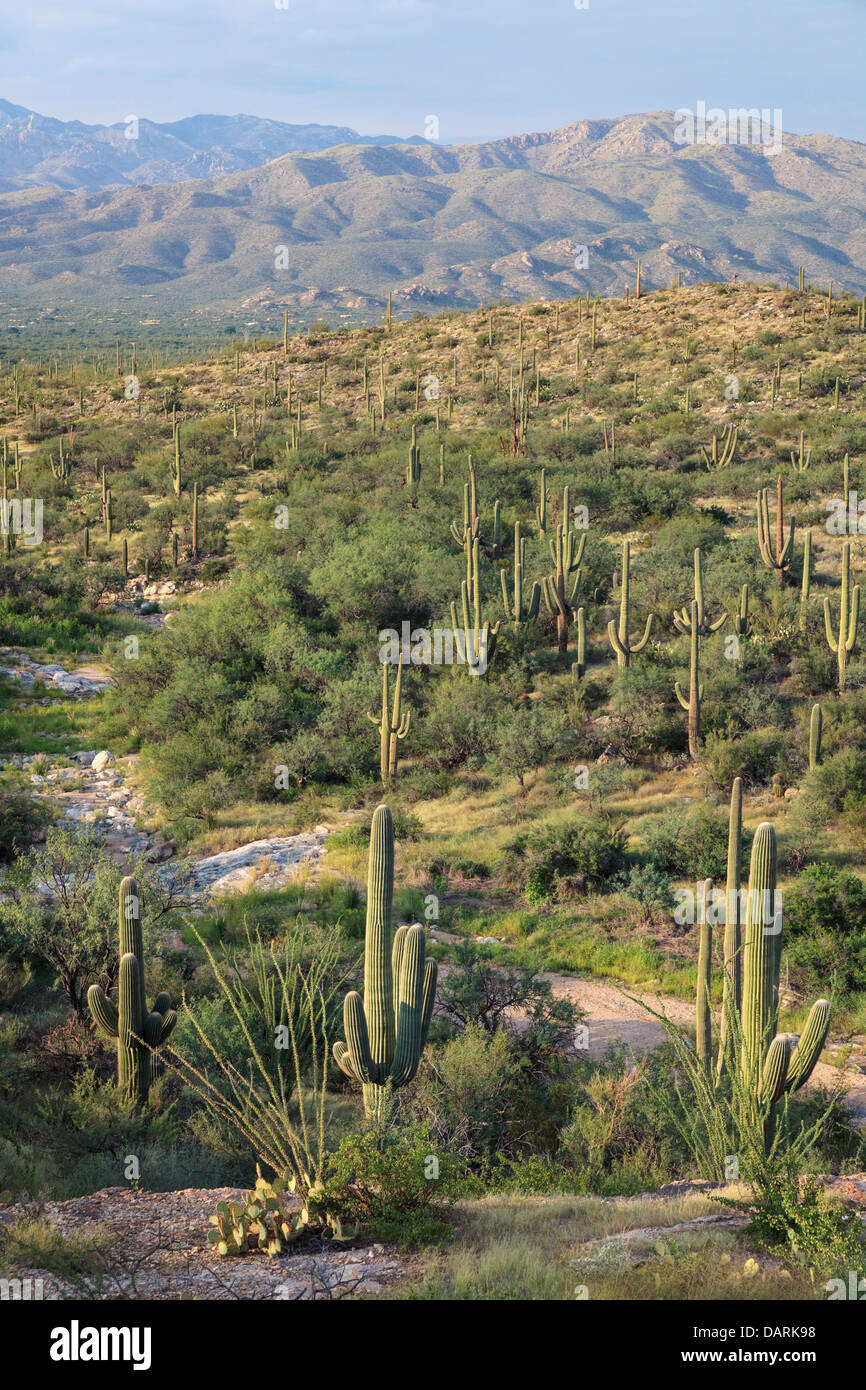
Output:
[[2, 111, 866, 326]]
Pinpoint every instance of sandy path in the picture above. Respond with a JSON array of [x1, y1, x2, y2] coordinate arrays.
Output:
[[544, 972, 866, 1127]]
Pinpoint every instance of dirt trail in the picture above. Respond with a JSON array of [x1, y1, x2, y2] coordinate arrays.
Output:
[[543, 973, 866, 1128]]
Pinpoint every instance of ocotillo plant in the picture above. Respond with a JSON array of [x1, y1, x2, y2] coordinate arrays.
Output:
[[542, 486, 585, 654], [673, 548, 726, 637], [823, 540, 861, 691], [757, 476, 794, 586], [500, 521, 541, 630], [674, 601, 703, 760], [607, 540, 655, 668], [809, 703, 823, 770], [716, 778, 743, 1079], [333, 806, 437, 1124], [88, 877, 176, 1105], [368, 659, 410, 787]]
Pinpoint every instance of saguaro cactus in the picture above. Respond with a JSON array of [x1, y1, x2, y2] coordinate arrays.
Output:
[[535, 468, 548, 534], [696, 805, 831, 1133], [368, 660, 410, 787], [701, 425, 738, 469], [333, 806, 437, 1124], [452, 538, 499, 676], [809, 703, 823, 770], [407, 424, 421, 492], [450, 457, 480, 546], [172, 430, 182, 498], [607, 540, 654, 668], [542, 486, 585, 654], [500, 521, 541, 630], [88, 877, 176, 1105], [572, 606, 586, 682], [673, 548, 726, 637], [716, 778, 743, 1079], [790, 431, 811, 472], [675, 601, 703, 760], [824, 540, 861, 691], [734, 584, 751, 638], [757, 475, 794, 586]]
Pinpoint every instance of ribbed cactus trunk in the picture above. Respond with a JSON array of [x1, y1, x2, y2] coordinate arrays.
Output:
[[88, 877, 176, 1105], [674, 602, 702, 760], [607, 540, 654, 668], [333, 806, 438, 1126], [361, 809, 395, 1118], [823, 541, 860, 692], [717, 778, 742, 1079], [809, 704, 823, 770], [695, 878, 713, 1071], [740, 825, 778, 1089]]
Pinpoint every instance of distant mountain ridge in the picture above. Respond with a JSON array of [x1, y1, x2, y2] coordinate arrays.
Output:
[[0, 99, 425, 193], [2, 109, 866, 326]]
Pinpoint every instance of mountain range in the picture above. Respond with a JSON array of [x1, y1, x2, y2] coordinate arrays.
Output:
[[0, 100, 424, 194], [2, 106, 866, 326]]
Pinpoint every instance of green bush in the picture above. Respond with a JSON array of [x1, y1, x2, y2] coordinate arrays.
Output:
[[503, 815, 627, 902], [321, 1126, 455, 1249], [640, 800, 748, 880]]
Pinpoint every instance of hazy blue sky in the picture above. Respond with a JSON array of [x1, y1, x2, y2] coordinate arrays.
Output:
[[1, 0, 864, 143]]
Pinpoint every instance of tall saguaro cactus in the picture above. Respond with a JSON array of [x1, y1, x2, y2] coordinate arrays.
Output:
[[809, 703, 823, 770], [500, 521, 541, 630], [450, 457, 480, 546], [757, 475, 794, 586], [716, 778, 743, 1079], [333, 806, 437, 1124], [824, 540, 861, 692], [541, 486, 585, 654], [368, 660, 410, 787], [88, 877, 176, 1105], [695, 805, 831, 1139], [451, 539, 499, 676], [607, 540, 655, 668], [673, 547, 726, 636], [675, 600, 703, 760]]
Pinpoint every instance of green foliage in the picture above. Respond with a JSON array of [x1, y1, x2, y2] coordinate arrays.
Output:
[[722, 1169, 863, 1276], [641, 801, 747, 880], [503, 815, 627, 902], [319, 1126, 456, 1248]]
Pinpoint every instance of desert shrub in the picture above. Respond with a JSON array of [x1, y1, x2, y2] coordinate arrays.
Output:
[[558, 1051, 690, 1195], [405, 1026, 531, 1164], [783, 863, 866, 994], [502, 816, 627, 901], [702, 730, 789, 790], [436, 940, 578, 1064], [640, 801, 747, 880], [320, 1126, 456, 1248], [722, 1169, 863, 1276], [0, 773, 53, 862]]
